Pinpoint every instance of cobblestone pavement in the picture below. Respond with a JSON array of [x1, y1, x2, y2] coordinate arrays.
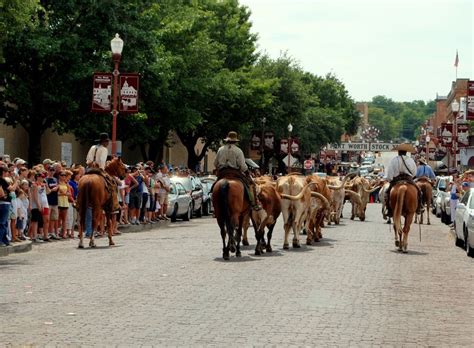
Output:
[[1, 203, 473, 347]]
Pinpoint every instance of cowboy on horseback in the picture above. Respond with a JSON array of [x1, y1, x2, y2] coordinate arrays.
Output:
[[415, 157, 436, 182], [214, 131, 261, 211], [385, 143, 422, 217], [84, 133, 120, 214]]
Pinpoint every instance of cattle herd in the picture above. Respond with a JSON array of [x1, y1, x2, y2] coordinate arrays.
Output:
[[237, 173, 382, 258]]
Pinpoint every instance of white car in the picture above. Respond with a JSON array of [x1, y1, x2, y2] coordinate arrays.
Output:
[[167, 181, 193, 222], [454, 188, 474, 257]]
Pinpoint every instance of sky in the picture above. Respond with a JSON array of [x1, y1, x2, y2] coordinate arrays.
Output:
[[239, 0, 473, 102]]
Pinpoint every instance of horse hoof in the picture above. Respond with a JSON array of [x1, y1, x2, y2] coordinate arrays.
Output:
[[266, 246, 273, 253], [402, 250, 408, 254], [283, 244, 289, 250], [427, 222, 431, 225], [395, 240, 400, 247], [306, 240, 312, 246], [236, 250, 242, 257], [109, 242, 115, 246], [242, 239, 249, 246], [78, 244, 84, 249], [223, 254, 230, 260], [255, 248, 261, 256], [293, 242, 300, 248]]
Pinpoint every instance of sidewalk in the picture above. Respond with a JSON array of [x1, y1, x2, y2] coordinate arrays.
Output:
[[0, 220, 172, 257]]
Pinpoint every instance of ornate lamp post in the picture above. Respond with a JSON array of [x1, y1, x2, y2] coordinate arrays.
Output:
[[110, 33, 124, 156], [451, 99, 460, 169], [287, 123, 293, 174]]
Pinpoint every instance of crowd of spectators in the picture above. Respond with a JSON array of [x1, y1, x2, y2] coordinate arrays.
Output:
[[0, 155, 191, 247]]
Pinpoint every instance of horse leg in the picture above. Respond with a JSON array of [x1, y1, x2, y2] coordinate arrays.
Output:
[[402, 214, 414, 253], [90, 208, 100, 248], [426, 202, 431, 225], [235, 216, 244, 258], [107, 214, 115, 246], [242, 215, 250, 246], [218, 219, 229, 260], [350, 203, 355, 220], [78, 220, 84, 249]]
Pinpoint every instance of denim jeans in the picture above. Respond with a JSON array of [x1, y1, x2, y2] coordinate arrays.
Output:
[[0, 203, 11, 245]]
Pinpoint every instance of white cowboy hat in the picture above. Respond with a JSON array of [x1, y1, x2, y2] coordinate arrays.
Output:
[[395, 143, 416, 153]]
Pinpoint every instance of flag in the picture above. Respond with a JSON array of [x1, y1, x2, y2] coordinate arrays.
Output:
[[454, 50, 459, 67]]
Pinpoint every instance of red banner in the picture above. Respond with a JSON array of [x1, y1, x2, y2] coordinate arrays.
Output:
[[467, 80, 474, 120], [91, 73, 113, 112], [119, 73, 139, 113], [440, 123, 453, 147], [457, 123, 470, 147]]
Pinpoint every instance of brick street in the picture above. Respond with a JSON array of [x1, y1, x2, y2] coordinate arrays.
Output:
[[1, 203, 473, 347]]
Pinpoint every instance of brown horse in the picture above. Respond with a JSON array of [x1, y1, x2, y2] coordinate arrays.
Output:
[[77, 158, 126, 248], [415, 177, 432, 225], [391, 182, 418, 253], [212, 178, 251, 260]]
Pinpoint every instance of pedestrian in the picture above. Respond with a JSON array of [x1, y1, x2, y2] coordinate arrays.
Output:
[[0, 166, 13, 246], [45, 166, 60, 239], [449, 172, 461, 228], [128, 166, 142, 225], [57, 170, 70, 239], [16, 181, 29, 240]]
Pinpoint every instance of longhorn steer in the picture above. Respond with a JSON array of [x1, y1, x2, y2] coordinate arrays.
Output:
[[346, 176, 380, 221], [276, 176, 314, 249], [304, 175, 332, 243]]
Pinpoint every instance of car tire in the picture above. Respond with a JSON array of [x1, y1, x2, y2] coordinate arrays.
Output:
[[170, 204, 178, 223], [455, 228, 464, 248], [441, 210, 447, 224], [202, 201, 209, 216], [183, 204, 192, 221], [467, 240, 474, 257]]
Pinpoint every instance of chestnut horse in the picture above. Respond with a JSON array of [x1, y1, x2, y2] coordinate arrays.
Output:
[[391, 182, 418, 253], [77, 158, 126, 248], [415, 177, 432, 225], [212, 178, 251, 260]]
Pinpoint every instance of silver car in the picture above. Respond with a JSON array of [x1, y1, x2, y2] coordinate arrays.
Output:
[[167, 180, 193, 222], [454, 188, 474, 257]]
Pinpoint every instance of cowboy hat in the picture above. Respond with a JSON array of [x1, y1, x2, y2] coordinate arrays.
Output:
[[395, 143, 416, 153], [95, 133, 110, 143], [224, 131, 239, 143], [419, 157, 427, 165]]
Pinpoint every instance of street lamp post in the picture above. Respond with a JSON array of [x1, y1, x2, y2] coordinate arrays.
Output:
[[260, 117, 266, 173], [110, 33, 124, 157], [426, 135, 431, 162], [452, 99, 460, 169], [287, 123, 293, 174]]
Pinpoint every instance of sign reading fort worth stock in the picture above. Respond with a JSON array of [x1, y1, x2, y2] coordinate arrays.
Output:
[[326, 142, 399, 152]]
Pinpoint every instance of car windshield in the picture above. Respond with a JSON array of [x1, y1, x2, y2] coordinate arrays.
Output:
[[172, 178, 192, 191]]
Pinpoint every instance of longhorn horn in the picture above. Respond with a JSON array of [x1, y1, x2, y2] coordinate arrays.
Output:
[[363, 184, 381, 194], [327, 173, 356, 190], [346, 190, 363, 206], [280, 182, 316, 201], [310, 191, 330, 210]]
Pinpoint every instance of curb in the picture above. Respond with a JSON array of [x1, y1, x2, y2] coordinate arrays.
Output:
[[118, 220, 172, 233], [0, 240, 33, 257]]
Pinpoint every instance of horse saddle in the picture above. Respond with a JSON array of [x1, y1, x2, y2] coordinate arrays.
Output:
[[84, 169, 119, 213]]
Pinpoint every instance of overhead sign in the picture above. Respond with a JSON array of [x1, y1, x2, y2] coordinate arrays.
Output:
[[467, 80, 474, 120], [91, 73, 113, 112], [326, 142, 399, 152], [440, 123, 453, 147], [119, 73, 139, 113]]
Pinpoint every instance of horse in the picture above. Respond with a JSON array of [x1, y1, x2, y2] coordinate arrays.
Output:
[[390, 182, 418, 253], [415, 177, 432, 225], [76, 158, 126, 248], [212, 177, 252, 260]]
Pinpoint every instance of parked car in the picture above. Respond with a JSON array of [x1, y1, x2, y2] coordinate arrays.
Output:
[[359, 168, 369, 177], [170, 176, 204, 218], [166, 180, 193, 222], [453, 188, 474, 257], [360, 164, 373, 173], [432, 176, 452, 220], [199, 175, 217, 215]]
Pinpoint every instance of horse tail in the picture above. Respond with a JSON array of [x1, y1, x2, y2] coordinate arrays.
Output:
[[78, 180, 90, 227], [393, 185, 407, 234], [219, 180, 232, 232]]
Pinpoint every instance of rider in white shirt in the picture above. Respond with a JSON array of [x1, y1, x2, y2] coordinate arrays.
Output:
[[385, 143, 422, 217]]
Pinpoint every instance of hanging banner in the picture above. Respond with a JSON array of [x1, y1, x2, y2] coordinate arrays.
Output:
[[467, 80, 474, 120], [91, 73, 113, 112], [440, 123, 453, 147], [119, 73, 139, 113], [457, 123, 470, 147]]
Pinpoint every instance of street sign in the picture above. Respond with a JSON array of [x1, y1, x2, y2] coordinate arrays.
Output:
[[91, 73, 113, 112], [440, 123, 453, 147], [326, 142, 398, 152], [467, 80, 474, 120], [119, 73, 139, 113]]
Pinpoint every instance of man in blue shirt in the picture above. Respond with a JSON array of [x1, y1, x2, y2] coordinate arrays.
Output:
[[415, 157, 436, 180]]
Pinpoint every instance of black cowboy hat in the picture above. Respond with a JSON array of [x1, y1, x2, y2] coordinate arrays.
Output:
[[95, 133, 110, 143]]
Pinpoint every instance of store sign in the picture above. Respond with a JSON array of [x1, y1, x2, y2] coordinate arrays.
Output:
[[326, 142, 399, 152], [91, 73, 113, 112], [467, 80, 474, 120], [119, 73, 139, 113], [457, 123, 470, 147], [440, 123, 453, 147]]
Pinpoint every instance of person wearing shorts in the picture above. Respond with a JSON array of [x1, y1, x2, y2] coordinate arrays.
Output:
[[128, 167, 142, 225], [46, 168, 59, 239]]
